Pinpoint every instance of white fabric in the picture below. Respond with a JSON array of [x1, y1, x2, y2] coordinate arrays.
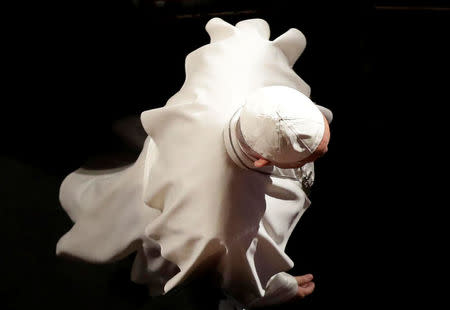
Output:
[[249, 272, 299, 307], [239, 85, 326, 165], [56, 17, 331, 307], [219, 272, 299, 309]]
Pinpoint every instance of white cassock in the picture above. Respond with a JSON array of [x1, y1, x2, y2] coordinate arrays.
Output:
[[56, 17, 327, 308]]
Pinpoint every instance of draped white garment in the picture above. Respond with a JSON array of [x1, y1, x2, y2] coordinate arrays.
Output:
[[56, 17, 324, 307]]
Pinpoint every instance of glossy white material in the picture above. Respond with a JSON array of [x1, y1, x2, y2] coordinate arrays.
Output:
[[239, 85, 326, 165], [56, 17, 331, 307]]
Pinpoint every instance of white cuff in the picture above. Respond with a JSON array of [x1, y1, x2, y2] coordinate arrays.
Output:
[[248, 272, 298, 308]]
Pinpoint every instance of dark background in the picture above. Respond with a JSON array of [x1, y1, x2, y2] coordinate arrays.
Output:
[[2, 0, 448, 309]]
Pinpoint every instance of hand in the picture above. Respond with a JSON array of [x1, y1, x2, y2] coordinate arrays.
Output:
[[293, 274, 315, 299]]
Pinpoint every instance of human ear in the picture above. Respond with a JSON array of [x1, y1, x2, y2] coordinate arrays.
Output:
[[254, 158, 270, 168]]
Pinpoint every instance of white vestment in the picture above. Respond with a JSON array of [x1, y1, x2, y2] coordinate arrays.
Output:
[[56, 17, 327, 308]]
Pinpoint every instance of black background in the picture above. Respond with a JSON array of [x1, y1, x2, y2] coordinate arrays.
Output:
[[2, 0, 449, 309]]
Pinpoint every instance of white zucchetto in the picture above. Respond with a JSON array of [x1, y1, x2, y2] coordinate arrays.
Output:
[[238, 86, 332, 166]]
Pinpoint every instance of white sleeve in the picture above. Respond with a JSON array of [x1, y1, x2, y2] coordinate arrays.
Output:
[[218, 272, 298, 310], [248, 272, 298, 307]]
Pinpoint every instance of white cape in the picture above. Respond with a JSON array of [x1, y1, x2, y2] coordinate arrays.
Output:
[[56, 17, 324, 307]]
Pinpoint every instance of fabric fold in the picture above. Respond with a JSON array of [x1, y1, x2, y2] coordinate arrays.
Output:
[[56, 17, 327, 308], [56, 138, 160, 263]]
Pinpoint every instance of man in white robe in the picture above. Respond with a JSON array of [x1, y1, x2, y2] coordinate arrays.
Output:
[[56, 17, 332, 309]]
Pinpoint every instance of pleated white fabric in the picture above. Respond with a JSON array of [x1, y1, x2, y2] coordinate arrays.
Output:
[[56, 17, 328, 307]]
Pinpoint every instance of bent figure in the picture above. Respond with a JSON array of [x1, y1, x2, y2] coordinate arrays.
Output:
[[56, 17, 332, 309]]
